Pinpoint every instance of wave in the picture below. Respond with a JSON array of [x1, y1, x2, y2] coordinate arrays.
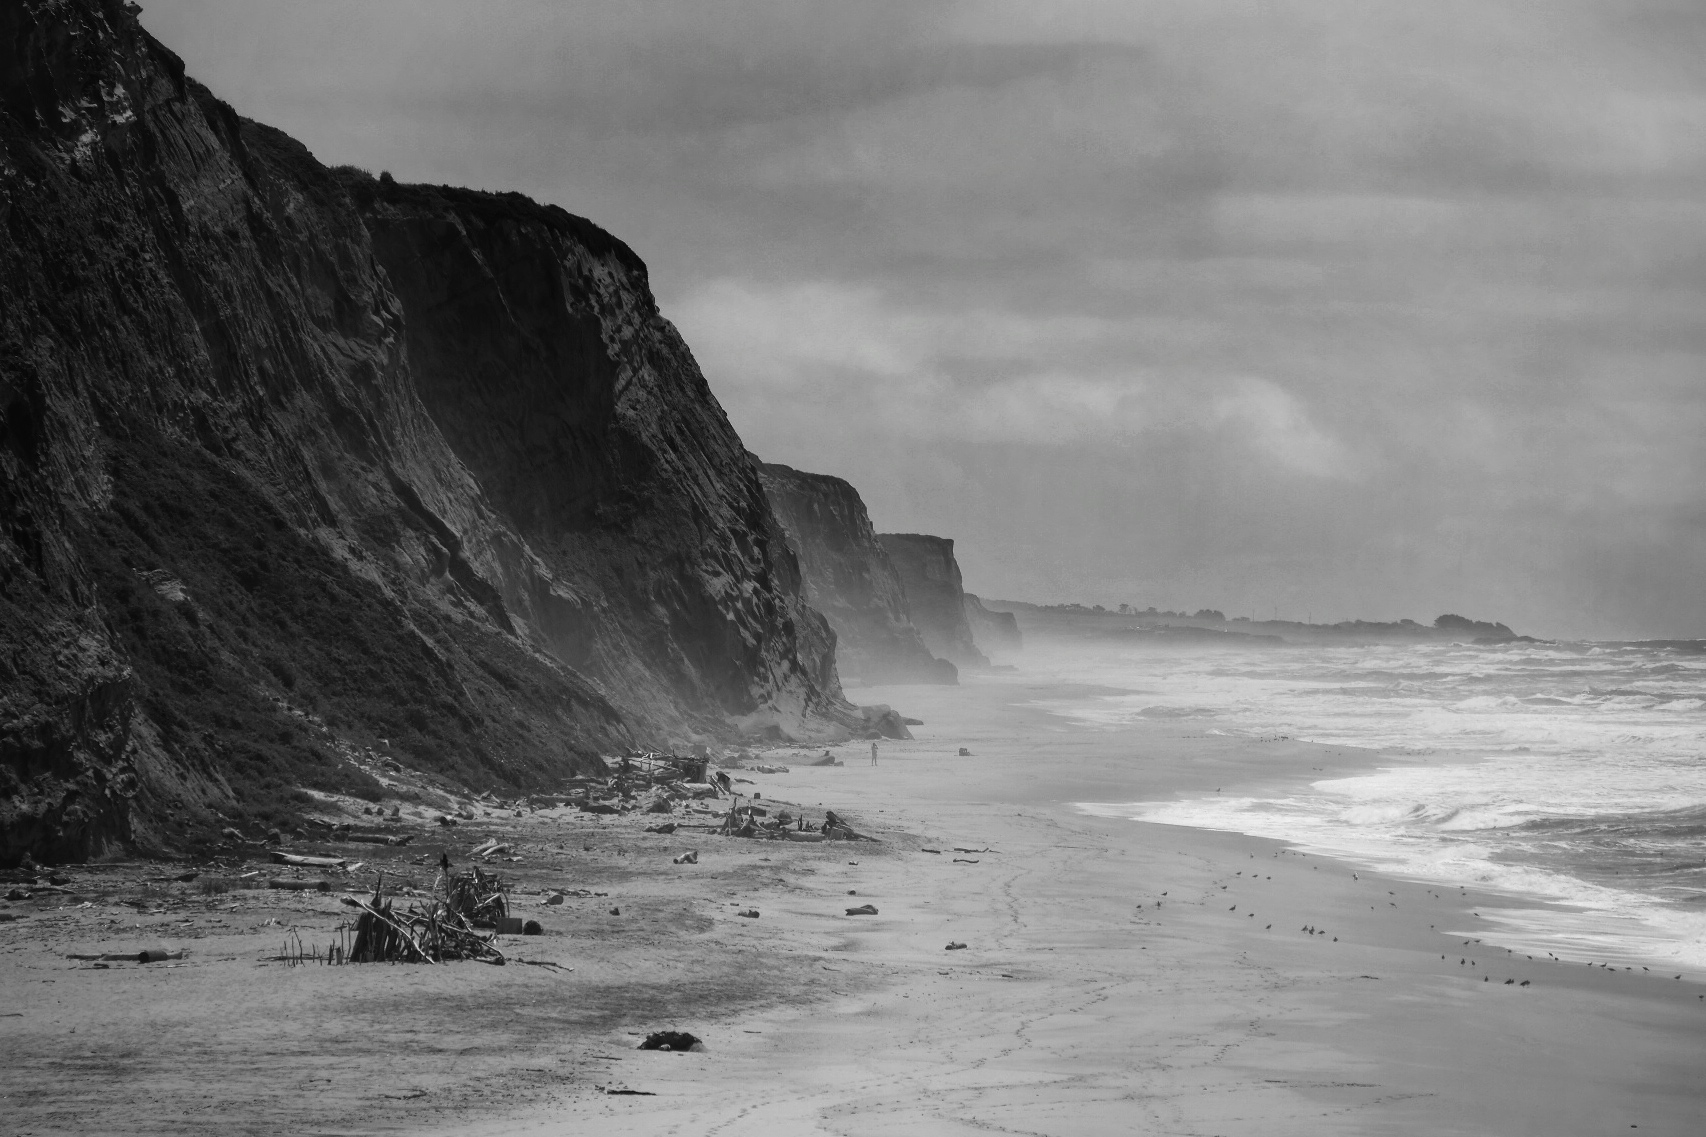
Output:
[[1036, 635, 1706, 973]]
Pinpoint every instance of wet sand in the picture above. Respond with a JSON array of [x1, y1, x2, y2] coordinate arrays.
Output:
[[3, 676, 1702, 1135], [472, 677, 1706, 1136]]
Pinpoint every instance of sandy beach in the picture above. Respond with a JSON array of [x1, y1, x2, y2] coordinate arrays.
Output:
[[4, 675, 1703, 1136], [9, 6, 1705, 1136]]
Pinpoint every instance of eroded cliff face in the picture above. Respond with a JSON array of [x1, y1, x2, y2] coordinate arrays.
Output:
[[964, 593, 1022, 659], [757, 462, 955, 686], [0, 0, 852, 864], [343, 177, 851, 739], [876, 534, 988, 669]]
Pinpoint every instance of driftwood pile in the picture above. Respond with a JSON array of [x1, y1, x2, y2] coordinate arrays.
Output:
[[337, 868, 510, 964], [716, 803, 873, 841], [571, 753, 727, 818], [557, 750, 874, 843]]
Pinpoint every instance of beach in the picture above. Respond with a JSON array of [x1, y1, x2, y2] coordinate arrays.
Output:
[[4, 675, 1703, 1136]]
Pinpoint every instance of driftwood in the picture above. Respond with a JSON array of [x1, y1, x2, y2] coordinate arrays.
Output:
[[66, 948, 184, 962], [331, 867, 513, 964], [271, 852, 347, 868], [343, 886, 435, 964], [822, 811, 875, 841]]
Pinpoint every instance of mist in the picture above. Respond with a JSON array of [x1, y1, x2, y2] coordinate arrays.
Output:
[[139, 0, 1706, 638]]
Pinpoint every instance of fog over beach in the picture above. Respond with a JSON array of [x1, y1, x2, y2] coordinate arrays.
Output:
[[142, 0, 1706, 639], [4, 3, 1705, 1135]]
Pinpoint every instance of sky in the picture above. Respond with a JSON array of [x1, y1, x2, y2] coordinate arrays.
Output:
[[139, 0, 1706, 639]]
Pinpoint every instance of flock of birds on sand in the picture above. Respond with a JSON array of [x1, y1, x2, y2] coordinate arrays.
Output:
[[1135, 847, 1696, 997]]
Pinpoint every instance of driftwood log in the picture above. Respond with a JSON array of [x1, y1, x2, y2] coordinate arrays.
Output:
[[271, 852, 347, 868]]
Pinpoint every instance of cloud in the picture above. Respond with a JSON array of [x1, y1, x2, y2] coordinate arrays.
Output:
[[676, 278, 1152, 446], [140, 0, 1706, 636], [678, 279, 1362, 472], [1211, 379, 1354, 479]]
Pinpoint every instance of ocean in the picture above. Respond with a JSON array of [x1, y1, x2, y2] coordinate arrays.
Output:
[[1034, 636, 1706, 972]]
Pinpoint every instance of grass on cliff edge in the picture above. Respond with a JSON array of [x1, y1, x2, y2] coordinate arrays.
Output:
[[78, 431, 607, 836]]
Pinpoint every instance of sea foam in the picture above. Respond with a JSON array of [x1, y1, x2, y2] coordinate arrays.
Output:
[[1051, 637, 1706, 971]]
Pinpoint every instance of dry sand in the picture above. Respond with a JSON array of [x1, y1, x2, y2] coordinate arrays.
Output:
[[3, 676, 1703, 1135]]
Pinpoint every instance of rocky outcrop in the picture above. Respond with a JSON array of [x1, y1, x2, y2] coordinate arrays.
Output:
[[964, 593, 1023, 658], [0, 0, 860, 864], [757, 463, 956, 686], [876, 535, 988, 669]]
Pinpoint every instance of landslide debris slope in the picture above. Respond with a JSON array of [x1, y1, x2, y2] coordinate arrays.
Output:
[[0, 0, 851, 865], [758, 461, 955, 686]]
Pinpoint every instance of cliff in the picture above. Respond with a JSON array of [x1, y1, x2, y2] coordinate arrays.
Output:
[[964, 593, 1023, 658], [876, 535, 988, 668], [0, 0, 859, 865], [757, 462, 956, 685]]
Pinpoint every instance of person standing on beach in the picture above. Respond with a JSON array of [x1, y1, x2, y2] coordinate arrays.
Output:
[[870, 741, 878, 766]]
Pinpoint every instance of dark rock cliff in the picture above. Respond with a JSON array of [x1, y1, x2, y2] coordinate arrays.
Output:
[[876, 534, 988, 669], [0, 0, 855, 865], [964, 593, 1022, 658], [757, 462, 955, 686]]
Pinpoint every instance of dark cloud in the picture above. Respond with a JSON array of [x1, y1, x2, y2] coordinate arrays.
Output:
[[140, 0, 1706, 637]]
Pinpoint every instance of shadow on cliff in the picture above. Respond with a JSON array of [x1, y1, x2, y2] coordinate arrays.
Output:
[[0, 0, 877, 864]]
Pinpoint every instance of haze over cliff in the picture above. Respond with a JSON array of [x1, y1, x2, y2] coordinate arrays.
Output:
[[878, 534, 989, 670], [0, 0, 868, 864], [757, 462, 956, 687]]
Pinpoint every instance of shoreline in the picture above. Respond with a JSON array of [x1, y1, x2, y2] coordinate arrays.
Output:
[[987, 656, 1706, 978], [469, 677, 1705, 1135], [4, 674, 1703, 1135]]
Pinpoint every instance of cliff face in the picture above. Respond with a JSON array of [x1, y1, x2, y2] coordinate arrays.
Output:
[[343, 177, 849, 738], [876, 535, 988, 669], [964, 593, 1023, 658], [0, 0, 852, 865], [757, 462, 955, 686]]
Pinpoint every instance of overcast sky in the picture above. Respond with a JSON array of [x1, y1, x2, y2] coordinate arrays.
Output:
[[141, 1, 1706, 638]]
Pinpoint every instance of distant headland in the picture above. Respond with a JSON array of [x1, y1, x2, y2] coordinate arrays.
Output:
[[978, 601, 1534, 647]]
